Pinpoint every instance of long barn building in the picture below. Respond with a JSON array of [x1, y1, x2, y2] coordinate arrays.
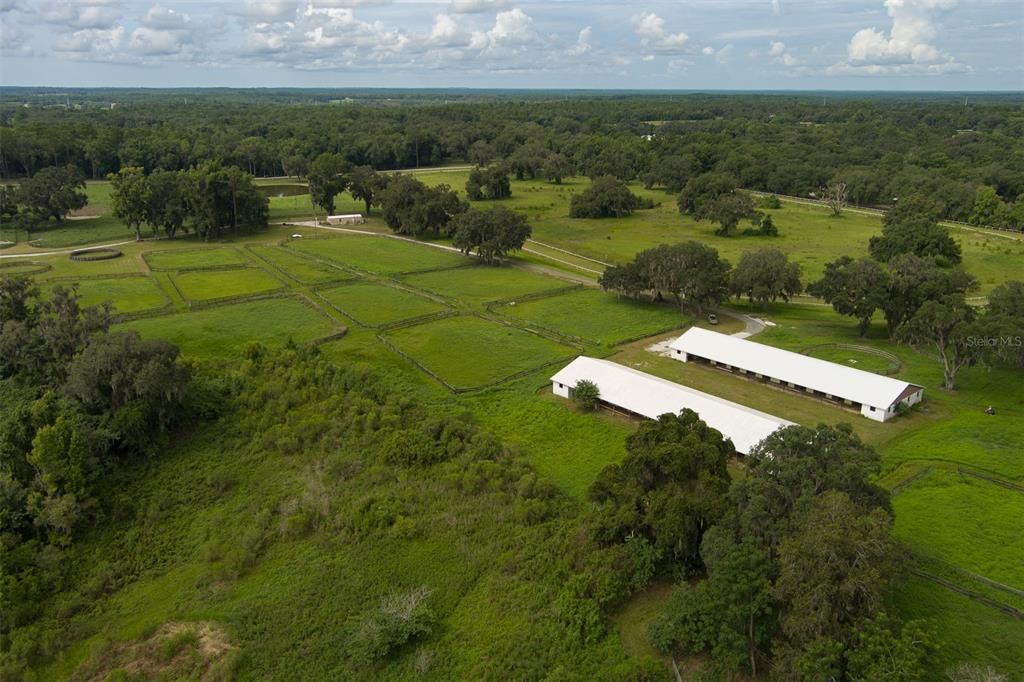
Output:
[[668, 328, 923, 422], [550, 356, 794, 455]]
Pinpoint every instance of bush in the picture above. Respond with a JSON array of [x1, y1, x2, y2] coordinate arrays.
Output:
[[348, 587, 435, 663], [573, 379, 601, 411]]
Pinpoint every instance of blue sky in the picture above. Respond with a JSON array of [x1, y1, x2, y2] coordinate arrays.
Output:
[[1, 0, 1021, 90]]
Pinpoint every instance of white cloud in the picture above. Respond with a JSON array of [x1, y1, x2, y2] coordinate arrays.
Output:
[[41, 1, 121, 30], [128, 26, 187, 55], [768, 39, 800, 65], [771, 0, 780, 15], [142, 6, 190, 30], [448, 0, 507, 14], [429, 13, 459, 43], [231, 0, 296, 23], [846, 0, 959, 67], [470, 8, 535, 51], [52, 26, 125, 59], [569, 25, 591, 56], [631, 11, 689, 54]]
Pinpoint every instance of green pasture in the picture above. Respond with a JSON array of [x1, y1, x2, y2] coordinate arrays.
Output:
[[117, 297, 339, 357], [383, 315, 576, 390], [421, 172, 1023, 293], [248, 244, 352, 284], [317, 282, 447, 327], [402, 265, 571, 305], [145, 247, 249, 271], [892, 468, 1024, 589], [804, 344, 898, 374], [498, 288, 689, 345], [292, 235, 468, 274], [45, 276, 169, 315], [171, 268, 284, 302]]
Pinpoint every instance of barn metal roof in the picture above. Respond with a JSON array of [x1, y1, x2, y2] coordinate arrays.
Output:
[[669, 328, 921, 409], [550, 356, 794, 455]]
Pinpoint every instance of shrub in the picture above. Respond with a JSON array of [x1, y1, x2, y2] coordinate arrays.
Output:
[[573, 379, 601, 411], [347, 587, 435, 663]]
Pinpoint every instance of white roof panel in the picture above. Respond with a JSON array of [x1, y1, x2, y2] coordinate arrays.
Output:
[[550, 356, 794, 455], [668, 328, 920, 408]]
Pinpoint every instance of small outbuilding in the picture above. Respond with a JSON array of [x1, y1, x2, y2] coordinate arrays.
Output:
[[668, 328, 923, 422], [326, 214, 364, 225], [550, 356, 794, 455]]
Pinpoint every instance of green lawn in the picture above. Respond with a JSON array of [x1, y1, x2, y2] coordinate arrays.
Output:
[[171, 268, 284, 302], [498, 288, 690, 345], [0, 261, 51, 276], [892, 468, 1024, 590], [292, 235, 469, 275], [383, 315, 577, 390], [402, 265, 571, 305], [804, 344, 898, 374], [145, 248, 250, 271], [45, 276, 169, 315], [117, 297, 339, 357], [248, 245, 353, 284], [316, 282, 447, 327]]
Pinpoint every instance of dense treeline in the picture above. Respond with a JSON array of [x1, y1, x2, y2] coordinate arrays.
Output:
[[2, 93, 1023, 224]]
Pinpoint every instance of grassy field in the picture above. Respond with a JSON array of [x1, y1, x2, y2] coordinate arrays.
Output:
[[145, 248, 250, 271], [317, 282, 447, 328], [383, 315, 577, 390], [248, 244, 352, 284], [292, 235, 468, 274], [118, 297, 339, 357], [892, 468, 1024, 589], [8, 172, 1023, 677], [403, 265, 572, 305], [497, 288, 690, 345], [804, 344, 899, 374], [45, 276, 169, 315], [171, 268, 284, 302]]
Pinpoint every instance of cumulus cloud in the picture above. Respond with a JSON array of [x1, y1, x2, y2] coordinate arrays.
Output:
[[845, 0, 960, 69], [41, 1, 122, 30], [231, 0, 296, 23], [631, 12, 688, 54], [52, 25, 125, 60], [142, 6, 190, 30], [470, 8, 535, 51], [429, 13, 459, 44], [768, 40, 800, 65], [448, 0, 507, 14], [569, 26, 591, 56], [128, 26, 188, 55]]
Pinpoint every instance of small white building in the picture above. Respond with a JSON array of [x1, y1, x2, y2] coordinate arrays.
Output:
[[668, 328, 923, 422], [326, 214, 364, 225], [550, 356, 794, 455]]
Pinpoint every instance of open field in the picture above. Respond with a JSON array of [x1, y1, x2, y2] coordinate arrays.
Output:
[[118, 297, 339, 356], [383, 315, 576, 390], [292, 235, 468, 274], [497, 288, 690, 345], [317, 281, 447, 327], [247, 244, 352, 284], [403, 264, 572, 305], [892, 468, 1024, 589], [7, 176, 1023, 677], [145, 247, 250, 271], [45, 276, 169, 315], [171, 268, 284, 302]]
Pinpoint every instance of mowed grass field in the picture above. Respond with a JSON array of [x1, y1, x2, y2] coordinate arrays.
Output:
[[384, 315, 576, 390], [171, 268, 284, 302], [292, 235, 468, 274], [498, 288, 690, 344], [317, 282, 447, 327], [45, 276, 169, 315], [403, 265, 571, 305], [145, 247, 250, 271], [248, 245, 352, 284], [118, 297, 339, 357]]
